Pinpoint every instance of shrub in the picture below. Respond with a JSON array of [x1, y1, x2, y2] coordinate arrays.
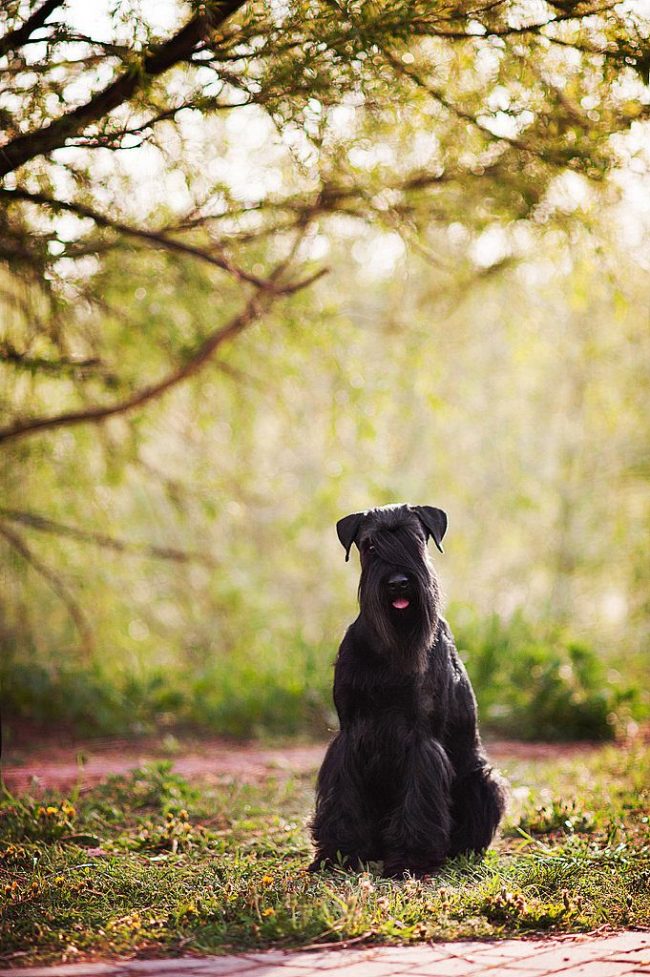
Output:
[[452, 609, 641, 741], [1, 611, 643, 741]]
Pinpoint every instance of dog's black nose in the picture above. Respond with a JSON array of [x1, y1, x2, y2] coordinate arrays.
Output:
[[387, 573, 409, 593]]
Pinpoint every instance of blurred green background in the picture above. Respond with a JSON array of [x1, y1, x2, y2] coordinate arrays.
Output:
[[1, 0, 648, 742]]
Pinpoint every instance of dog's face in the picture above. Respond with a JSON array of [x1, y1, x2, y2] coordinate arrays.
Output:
[[336, 504, 447, 666], [356, 508, 431, 618]]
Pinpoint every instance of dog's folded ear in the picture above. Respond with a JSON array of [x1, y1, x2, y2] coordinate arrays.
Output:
[[336, 511, 366, 562], [412, 505, 447, 553]]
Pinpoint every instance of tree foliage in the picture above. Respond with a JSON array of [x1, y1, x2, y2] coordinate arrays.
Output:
[[1, 0, 648, 439]]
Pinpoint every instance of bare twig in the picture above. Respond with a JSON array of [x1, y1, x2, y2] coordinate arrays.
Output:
[[0, 341, 108, 377], [0, 264, 326, 446], [0, 507, 218, 566], [0, 522, 93, 657], [0, 188, 285, 291]]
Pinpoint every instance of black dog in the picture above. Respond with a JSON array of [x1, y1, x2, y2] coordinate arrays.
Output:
[[310, 503, 506, 877]]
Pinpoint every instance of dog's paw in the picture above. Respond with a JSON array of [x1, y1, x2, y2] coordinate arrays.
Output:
[[382, 855, 444, 879], [381, 862, 408, 879]]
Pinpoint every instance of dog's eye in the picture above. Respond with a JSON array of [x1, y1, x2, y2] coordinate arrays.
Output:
[[367, 544, 376, 554]]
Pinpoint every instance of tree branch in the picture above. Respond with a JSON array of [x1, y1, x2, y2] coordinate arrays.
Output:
[[0, 521, 93, 657], [0, 507, 219, 566], [0, 0, 63, 60], [0, 0, 247, 177], [380, 47, 583, 170], [0, 264, 326, 446], [415, 1, 620, 39], [0, 341, 107, 377], [0, 187, 295, 290]]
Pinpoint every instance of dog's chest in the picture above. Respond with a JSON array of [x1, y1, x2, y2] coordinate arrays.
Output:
[[352, 665, 442, 724]]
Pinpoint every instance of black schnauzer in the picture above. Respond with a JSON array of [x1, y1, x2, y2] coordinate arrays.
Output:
[[310, 503, 507, 877]]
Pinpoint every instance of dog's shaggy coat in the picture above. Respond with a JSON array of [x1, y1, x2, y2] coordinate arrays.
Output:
[[310, 504, 507, 877]]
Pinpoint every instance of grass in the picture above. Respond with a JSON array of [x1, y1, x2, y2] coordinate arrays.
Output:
[[1, 742, 648, 965]]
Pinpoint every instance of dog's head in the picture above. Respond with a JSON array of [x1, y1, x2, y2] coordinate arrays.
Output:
[[336, 504, 447, 668]]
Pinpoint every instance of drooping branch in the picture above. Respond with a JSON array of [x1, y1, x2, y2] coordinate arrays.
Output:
[[380, 47, 585, 170], [0, 507, 219, 566], [0, 295, 265, 444], [0, 264, 326, 446], [0, 341, 108, 377], [0, 521, 93, 657], [0, 0, 247, 178], [64, 100, 241, 151], [0, 187, 289, 290]]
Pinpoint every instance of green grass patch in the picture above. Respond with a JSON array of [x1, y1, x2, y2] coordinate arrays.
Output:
[[1, 743, 648, 965]]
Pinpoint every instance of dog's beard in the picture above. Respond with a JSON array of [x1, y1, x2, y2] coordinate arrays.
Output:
[[358, 536, 440, 674]]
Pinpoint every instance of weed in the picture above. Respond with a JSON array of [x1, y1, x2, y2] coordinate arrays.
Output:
[[509, 799, 597, 837]]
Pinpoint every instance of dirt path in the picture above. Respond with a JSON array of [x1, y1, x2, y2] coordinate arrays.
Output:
[[1, 734, 603, 793]]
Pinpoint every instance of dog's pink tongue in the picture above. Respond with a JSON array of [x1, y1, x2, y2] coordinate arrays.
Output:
[[392, 598, 410, 610]]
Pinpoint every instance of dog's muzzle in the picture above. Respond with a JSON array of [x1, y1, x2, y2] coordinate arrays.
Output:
[[386, 572, 411, 610]]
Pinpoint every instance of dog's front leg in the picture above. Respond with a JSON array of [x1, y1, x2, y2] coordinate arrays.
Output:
[[382, 734, 452, 877], [309, 730, 380, 871]]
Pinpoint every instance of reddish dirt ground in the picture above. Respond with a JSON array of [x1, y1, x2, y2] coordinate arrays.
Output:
[[1, 731, 605, 794]]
